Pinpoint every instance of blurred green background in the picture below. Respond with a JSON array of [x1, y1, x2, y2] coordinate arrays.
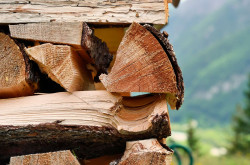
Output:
[[162, 0, 250, 164]]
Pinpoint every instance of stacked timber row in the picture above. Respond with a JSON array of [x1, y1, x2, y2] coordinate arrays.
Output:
[[0, 0, 184, 164]]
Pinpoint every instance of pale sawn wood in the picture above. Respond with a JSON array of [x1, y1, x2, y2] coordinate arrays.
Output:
[[0, 0, 168, 25], [118, 139, 173, 165], [25, 43, 95, 92], [9, 150, 80, 165], [0, 90, 171, 160]]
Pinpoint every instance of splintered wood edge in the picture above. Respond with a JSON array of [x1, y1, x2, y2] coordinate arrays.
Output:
[[143, 24, 184, 110]]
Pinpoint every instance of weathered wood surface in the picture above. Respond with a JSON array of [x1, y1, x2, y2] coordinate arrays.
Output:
[[100, 22, 178, 94], [0, 0, 168, 25], [118, 139, 173, 165], [9, 150, 80, 165], [9, 22, 113, 81], [0, 32, 38, 98], [0, 91, 171, 160], [25, 43, 95, 92]]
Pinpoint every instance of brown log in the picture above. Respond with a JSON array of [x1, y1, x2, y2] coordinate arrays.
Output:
[[0, 91, 171, 161], [118, 139, 173, 165], [25, 43, 95, 92], [9, 150, 80, 165], [0, 31, 38, 98], [143, 25, 184, 109], [9, 22, 113, 81], [100, 22, 184, 109]]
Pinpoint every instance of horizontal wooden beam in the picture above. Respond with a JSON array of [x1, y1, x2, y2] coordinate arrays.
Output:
[[0, 91, 171, 160], [0, 0, 168, 25]]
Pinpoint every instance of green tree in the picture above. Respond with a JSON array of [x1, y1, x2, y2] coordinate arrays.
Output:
[[187, 120, 200, 154], [229, 74, 250, 154]]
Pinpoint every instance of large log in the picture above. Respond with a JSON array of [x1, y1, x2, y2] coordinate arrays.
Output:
[[0, 0, 169, 25], [9, 22, 113, 81], [0, 91, 171, 161], [100, 23, 184, 110], [118, 139, 173, 165], [25, 43, 95, 92], [10, 150, 80, 165], [0, 31, 38, 98]]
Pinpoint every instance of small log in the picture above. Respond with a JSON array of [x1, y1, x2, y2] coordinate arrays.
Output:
[[25, 43, 95, 92], [0, 0, 168, 25], [0, 31, 38, 98], [118, 139, 173, 165], [0, 91, 171, 160], [9, 150, 80, 165], [9, 22, 113, 81]]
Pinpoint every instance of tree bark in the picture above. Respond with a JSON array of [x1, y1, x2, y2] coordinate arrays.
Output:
[[0, 31, 38, 98], [118, 139, 173, 165], [9, 22, 113, 81], [9, 150, 80, 165], [0, 0, 168, 25], [25, 43, 95, 92], [0, 91, 171, 161]]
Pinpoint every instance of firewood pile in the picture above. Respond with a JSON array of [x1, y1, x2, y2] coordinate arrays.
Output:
[[0, 0, 184, 164]]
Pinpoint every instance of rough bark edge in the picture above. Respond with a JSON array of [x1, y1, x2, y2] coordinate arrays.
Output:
[[0, 113, 170, 161], [81, 22, 113, 82], [143, 24, 184, 109]]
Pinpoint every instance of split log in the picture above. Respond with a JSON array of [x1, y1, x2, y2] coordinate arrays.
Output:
[[9, 150, 80, 165], [100, 22, 184, 109], [25, 43, 95, 92], [0, 90, 171, 160], [0, 0, 169, 25], [0, 31, 38, 98], [118, 139, 173, 165], [9, 22, 113, 81]]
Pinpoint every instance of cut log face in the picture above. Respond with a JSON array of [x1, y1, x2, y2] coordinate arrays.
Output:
[[100, 22, 178, 94], [143, 25, 184, 109], [9, 150, 80, 165], [25, 43, 95, 92], [118, 139, 173, 165], [0, 32, 37, 98], [0, 91, 170, 160], [9, 22, 113, 81]]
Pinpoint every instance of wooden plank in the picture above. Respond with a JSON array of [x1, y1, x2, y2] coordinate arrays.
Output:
[[0, 90, 171, 160], [0, 31, 38, 98], [0, 0, 168, 25], [9, 22, 113, 82], [118, 139, 173, 165], [25, 43, 95, 92], [10, 150, 80, 165]]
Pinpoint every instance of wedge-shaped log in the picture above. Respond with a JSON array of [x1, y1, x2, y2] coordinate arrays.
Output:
[[10, 150, 80, 165], [0, 32, 38, 98], [0, 91, 170, 160], [0, 0, 169, 25], [9, 22, 113, 81], [25, 43, 94, 92], [118, 139, 173, 165]]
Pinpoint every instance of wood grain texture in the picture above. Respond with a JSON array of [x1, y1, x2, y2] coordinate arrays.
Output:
[[143, 25, 184, 110], [25, 43, 95, 92], [0, 0, 168, 25], [100, 22, 178, 94], [0, 91, 171, 160], [10, 150, 80, 165], [9, 22, 113, 81], [0, 32, 38, 98], [118, 139, 173, 165]]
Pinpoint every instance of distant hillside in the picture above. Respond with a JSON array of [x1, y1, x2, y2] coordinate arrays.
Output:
[[163, 0, 250, 127]]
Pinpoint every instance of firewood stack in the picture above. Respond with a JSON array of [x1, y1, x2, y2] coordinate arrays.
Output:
[[0, 0, 184, 165]]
